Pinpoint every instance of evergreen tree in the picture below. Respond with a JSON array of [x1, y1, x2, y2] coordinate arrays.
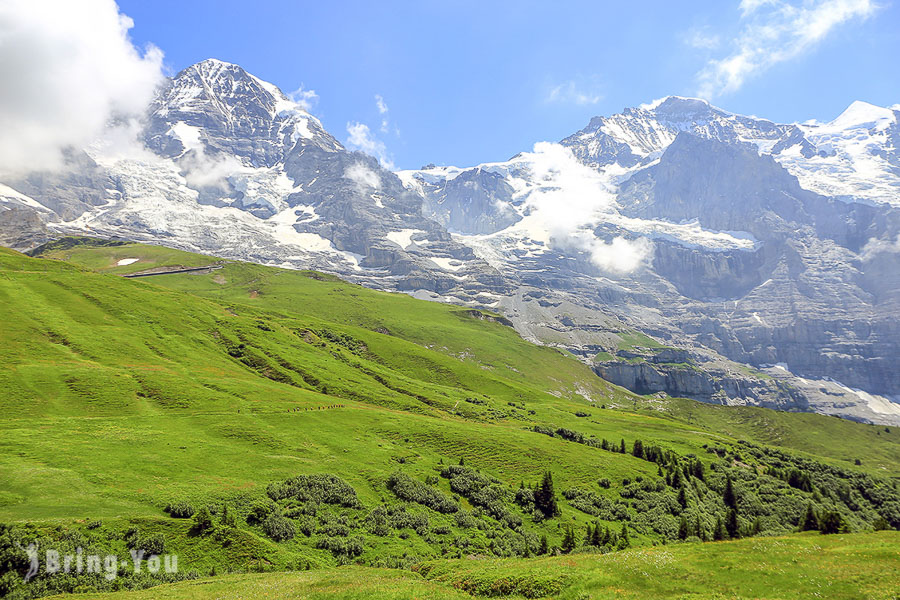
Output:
[[602, 526, 611, 546], [584, 523, 594, 546], [725, 508, 740, 539], [617, 524, 630, 549], [619, 439, 627, 454], [713, 516, 726, 541], [691, 460, 705, 481], [750, 517, 763, 536], [534, 471, 560, 518], [591, 522, 603, 546], [800, 503, 819, 532], [632, 439, 644, 459], [678, 515, 689, 540], [694, 515, 705, 541], [819, 511, 848, 535], [561, 525, 577, 553], [677, 487, 688, 508], [220, 504, 236, 528], [723, 475, 737, 509], [538, 534, 549, 555]]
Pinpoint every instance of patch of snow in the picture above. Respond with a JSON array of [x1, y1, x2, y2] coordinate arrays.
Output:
[[831, 381, 900, 417], [116, 258, 139, 266], [386, 228, 424, 250], [169, 122, 203, 153], [0, 183, 47, 210], [429, 257, 465, 271]]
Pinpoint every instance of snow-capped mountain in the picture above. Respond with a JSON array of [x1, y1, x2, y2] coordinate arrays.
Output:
[[1, 63, 898, 424], [0, 59, 502, 299], [400, 96, 900, 425]]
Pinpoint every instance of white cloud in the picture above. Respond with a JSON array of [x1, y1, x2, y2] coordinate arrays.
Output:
[[520, 142, 651, 273], [287, 86, 318, 111], [344, 162, 382, 194], [181, 151, 245, 191], [739, 0, 779, 16], [346, 122, 393, 169], [860, 235, 900, 261], [696, 0, 876, 99], [375, 94, 390, 132], [684, 26, 722, 50], [0, 0, 165, 176], [547, 81, 604, 106], [375, 94, 388, 115]]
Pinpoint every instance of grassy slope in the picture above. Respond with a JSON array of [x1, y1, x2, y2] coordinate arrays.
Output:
[[67, 532, 900, 600], [4, 242, 898, 520], [37, 240, 900, 477], [4, 241, 900, 594]]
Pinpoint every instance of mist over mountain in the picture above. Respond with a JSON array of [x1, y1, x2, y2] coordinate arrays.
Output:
[[1, 59, 898, 425]]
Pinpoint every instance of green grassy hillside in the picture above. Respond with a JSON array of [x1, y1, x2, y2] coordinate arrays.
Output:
[[2, 238, 899, 598], [57, 532, 900, 600]]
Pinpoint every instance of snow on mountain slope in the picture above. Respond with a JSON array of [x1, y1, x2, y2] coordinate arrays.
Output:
[[779, 101, 900, 205], [1, 59, 499, 296], [400, 96, 900, 424]]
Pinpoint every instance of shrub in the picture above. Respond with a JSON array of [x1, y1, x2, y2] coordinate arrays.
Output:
[[455, 510, 476, 529], [138, 534, 165, 556], [193, 506, 214, 532], [316, 535, 364, 557], [267, 474, 361, 508], [165, 501, 196, 518], [387, 471, 459, 513], [247, 501, 276, 525], [263, 514, 296, 542]]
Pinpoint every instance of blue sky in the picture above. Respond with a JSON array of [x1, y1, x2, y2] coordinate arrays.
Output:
[[118, 0, 899, 170]]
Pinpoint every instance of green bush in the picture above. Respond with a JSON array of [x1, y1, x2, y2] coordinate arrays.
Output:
[[267, 474, 361, 508], [387, 471, 459, 513], [164, 501, 196, 518], [263, 514, 296, 541], [193, 506, 214, 532]]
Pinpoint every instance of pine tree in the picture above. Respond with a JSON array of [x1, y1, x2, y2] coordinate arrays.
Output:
[[535, 471, 560, 518], [584, 523, 594, 546], [632, 439, 644, 459], [691, 460, 705, 481], [193, 506, 213, 532], [619, 439, 627, 454], [591, 522, 603, 546], [725, 508, 740, 539], [677, 487, 688, 508], [562, 524, 577, 553], [617, 523, 630, 549], [819, 511, 848, 535], [694, 515, 705, 541], [538, 534, 549, 555], [713, 516, 726, 541], [678, 515, 689, 540], [800, 503, 819, 532], [750, 517, 763, 536], [723, 475, 736, 509]]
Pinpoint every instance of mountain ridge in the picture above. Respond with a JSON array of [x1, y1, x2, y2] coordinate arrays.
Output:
[[1, 58, 898, 424]]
